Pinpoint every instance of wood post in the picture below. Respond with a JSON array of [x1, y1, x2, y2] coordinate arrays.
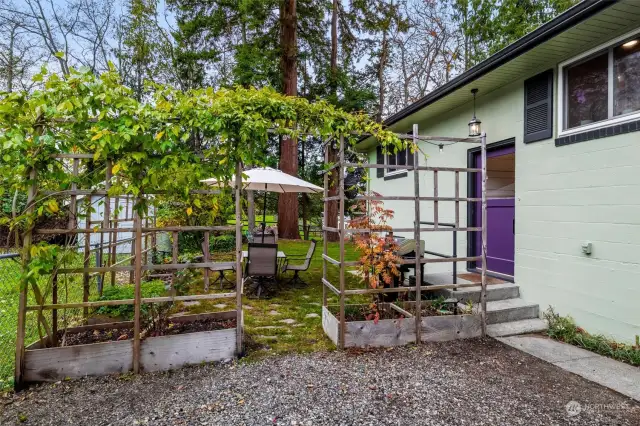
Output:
[[480, 133, 488, 337], [338, 135, 346, 350], [454, 171, 460, 228], [14, 167, 36, 389], [129, 200, 135, 283], [133, 202, 142, 373], [433, 170, 438, 229], [101, 160, 112, 295], [83, 196, 91, 318], [234, 161, 243, 355], [322, 141, 329, 308], [203, 231, 210, 291], [171, 231, 178, 295], [111, 197, 119, 286], [413, 124, 422, 343]]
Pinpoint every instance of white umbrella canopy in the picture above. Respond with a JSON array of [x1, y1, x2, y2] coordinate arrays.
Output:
[[201, 167, 322, 241], [201, 167, 323, 193]]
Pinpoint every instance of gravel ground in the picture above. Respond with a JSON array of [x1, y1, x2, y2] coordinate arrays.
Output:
[[1, 338, 638, 425]]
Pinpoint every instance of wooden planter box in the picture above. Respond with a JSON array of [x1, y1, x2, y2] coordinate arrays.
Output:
[[24, 311, 239, 382], [322, 303, 481, 348]]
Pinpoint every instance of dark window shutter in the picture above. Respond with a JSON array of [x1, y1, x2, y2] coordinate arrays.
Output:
[[524, 69, 553, 143], [376, 145, 384, 177]]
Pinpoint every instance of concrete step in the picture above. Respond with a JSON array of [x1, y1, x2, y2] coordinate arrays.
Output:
[[485, 298, 540, 324], [441, 283, 519, 303], [487, 318, 548, 337]]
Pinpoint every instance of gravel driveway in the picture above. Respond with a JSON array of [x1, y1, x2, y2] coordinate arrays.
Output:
[[1, 338, 638, 425]]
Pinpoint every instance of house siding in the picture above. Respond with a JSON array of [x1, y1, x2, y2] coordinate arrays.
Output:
[[369, 68, 640, 343]]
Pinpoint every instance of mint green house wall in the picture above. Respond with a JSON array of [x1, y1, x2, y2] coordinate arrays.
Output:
[[368, 47, 640, 344]]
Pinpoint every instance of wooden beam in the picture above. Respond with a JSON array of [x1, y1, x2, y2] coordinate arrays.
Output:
[[26, 292, 237, 311], [203, 231, 210, 291], [480, 133, 488, 337], [321, 278, 341, 296], [338, 135, 346, 350], [322, 142, 329, 308], [133, 205, 142, 374], [234, 161, 243, 355], [171, 231, 178, 295], [413, 124, 422, 343], [15, 167, 35, 389], [34, 225, 236, 234]]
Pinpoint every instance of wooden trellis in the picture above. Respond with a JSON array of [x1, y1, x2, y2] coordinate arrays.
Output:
[[321, 126, 488, 349], [14, 154, 244, 387]]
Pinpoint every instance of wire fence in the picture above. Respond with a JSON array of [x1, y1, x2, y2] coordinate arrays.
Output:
[[0, 253, 21, 389]]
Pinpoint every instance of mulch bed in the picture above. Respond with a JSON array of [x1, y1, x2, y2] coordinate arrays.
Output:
[[56, 317, 236, 346]]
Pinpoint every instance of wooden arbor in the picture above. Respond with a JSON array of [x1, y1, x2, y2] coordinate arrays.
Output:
[[321, 126, 488, 349], [14, 155, 245, 387]]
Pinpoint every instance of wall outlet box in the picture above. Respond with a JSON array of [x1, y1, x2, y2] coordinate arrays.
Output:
[[582, 241, 593, 255]]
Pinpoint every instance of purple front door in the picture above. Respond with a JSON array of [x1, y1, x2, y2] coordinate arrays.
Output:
[[473, 145, 515, 277]]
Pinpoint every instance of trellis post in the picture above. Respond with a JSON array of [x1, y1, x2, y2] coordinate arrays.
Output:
[[132, 200, 142, 373], [14, 167, 36, 389], [480, 132, 488, 337], [412, 124, 422, 343], [338, 135, 346, 350], [234, 161, 243, 355], [322, 139, 329, 308]]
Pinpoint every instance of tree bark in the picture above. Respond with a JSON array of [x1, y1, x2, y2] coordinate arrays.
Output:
[[326, 0, 339, 242], [377, 29, 389, 123], [277, 0, 300, 239]]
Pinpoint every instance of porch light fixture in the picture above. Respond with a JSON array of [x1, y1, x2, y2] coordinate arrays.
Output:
[[623, 39, 638, 48], [439, 144, 444, 153], [468, 88, 481, 137]]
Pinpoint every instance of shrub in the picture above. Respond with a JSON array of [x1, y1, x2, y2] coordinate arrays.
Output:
[[211, 234, 235, 252], [543, 307, 640, 366], [94, 280, 167, 320]]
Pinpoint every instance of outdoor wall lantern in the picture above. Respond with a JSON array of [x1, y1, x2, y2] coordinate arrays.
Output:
[[468, 88, 482, 137]]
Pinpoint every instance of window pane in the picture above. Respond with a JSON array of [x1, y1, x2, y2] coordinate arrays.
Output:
[[614, 39, 640, 116], [566, 52, 608, 129], [387, 151, 395, 173], [397, 148, 406, 166]]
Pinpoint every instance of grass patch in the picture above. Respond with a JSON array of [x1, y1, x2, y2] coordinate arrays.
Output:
[[181, 238, 372, 362], [544, 307, 640, 367]]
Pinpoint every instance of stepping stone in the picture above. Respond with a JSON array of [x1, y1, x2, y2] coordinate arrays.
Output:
[[243, 305, 254, 310], [308, 302, 321, 306], [279, 318, 297, 325], [213, 304, 227, 309], [269, 304, 281, 308], [293, 324, 304, 328], [305, 313, 319, 319], [302, 295, 310, 299], [182, 301, 200, 307], [254, 326, 284, 330], [268, 310, 280, 316], [256, 335, 278, 341]]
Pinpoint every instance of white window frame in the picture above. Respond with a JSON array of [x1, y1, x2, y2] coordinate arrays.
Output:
[[558, 28, 640, 137], [384, 148, 409, 177]]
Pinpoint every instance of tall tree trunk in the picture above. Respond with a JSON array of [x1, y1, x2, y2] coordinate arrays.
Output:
[[326, 0, 339, 242], [377, 29, 389, 123], [277, 0, 300, 239], [7, 24, 16, 93]]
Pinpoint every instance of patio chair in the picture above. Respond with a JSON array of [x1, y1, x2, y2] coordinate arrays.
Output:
[[282, 240, 316, 287], [243, 243, 279, 298]]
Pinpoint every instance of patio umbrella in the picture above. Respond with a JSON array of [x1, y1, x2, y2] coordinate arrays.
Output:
[[201, 167, 323, 242]]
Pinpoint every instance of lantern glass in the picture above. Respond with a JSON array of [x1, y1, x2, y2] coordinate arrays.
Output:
[[468, 117, 481, 137]]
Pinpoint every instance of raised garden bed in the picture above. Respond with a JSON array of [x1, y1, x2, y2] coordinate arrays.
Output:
[[24, 311, 239, 382], [322, 302, 481, 348]]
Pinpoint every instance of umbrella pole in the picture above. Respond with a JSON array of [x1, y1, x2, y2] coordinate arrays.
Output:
[[262, 183, 267, 243]]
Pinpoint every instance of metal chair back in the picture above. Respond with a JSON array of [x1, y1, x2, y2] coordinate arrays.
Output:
[[246, 243, 278, 277], [300, 239, 316, 270]]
